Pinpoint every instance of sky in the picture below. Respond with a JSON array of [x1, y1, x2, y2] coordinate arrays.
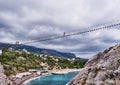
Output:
[[0, 0, 120, 58]]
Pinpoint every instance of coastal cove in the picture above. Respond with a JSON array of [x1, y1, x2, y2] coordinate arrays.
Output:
[[23, 72, 78, 85]]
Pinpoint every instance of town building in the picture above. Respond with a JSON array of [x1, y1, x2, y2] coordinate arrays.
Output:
[[0, 50, 2, 55]]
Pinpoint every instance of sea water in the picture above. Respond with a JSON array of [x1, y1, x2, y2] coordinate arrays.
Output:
[[26, 72, 78, 85]]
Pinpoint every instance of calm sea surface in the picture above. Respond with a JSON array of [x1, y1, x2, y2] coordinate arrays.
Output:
[[26, 72, 78, 85]]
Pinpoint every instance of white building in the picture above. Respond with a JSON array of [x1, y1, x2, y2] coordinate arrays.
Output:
[[15, 72, 31, 78], [8, 48, 13, 52], [22, 49, 30, 54], [0, 50, 2, 55]]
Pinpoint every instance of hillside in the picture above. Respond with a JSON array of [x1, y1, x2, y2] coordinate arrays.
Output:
[[68, 44, 120, 85], [0, 48, 87, 76], [0, 42, 76, 59]]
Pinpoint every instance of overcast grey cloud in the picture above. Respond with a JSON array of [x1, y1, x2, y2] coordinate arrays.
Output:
[[0, 0, 120, 58]]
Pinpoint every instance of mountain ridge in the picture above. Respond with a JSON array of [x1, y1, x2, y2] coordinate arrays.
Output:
[[0, 42, 77, 59]]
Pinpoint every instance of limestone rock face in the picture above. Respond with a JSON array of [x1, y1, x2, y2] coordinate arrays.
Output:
[[67, 44, 120, 85], [0, 63, 13, 85]]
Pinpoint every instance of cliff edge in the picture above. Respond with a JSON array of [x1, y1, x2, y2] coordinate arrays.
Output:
[[67, 44, 120, 85]]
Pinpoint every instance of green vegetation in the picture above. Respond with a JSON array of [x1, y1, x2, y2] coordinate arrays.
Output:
[[0, 48, 87, 76]]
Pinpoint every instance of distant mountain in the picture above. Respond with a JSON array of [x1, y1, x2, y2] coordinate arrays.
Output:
[[0, 42, 76, 58]]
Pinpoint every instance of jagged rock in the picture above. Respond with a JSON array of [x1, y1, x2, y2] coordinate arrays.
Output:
[[105, 79, 115, 85], [0, 63, 13, 85], [67, 44, 120, 85]]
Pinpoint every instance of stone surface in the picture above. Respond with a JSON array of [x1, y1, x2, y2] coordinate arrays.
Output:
[[67, 44, 120, 85], [0, 63, 13, 85]]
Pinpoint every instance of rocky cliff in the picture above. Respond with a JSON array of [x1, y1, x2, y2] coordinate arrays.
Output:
[[0, 63, 13, 85], [67, 44, 120, 85]]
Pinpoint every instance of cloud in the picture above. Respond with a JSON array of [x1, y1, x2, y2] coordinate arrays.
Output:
[[0, 0, 120, 58]]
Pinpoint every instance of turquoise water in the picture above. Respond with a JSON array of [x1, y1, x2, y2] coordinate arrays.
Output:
[[26, 72, 78, 85]]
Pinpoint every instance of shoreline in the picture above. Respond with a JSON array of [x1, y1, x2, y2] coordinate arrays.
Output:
[[15, 69, 81, 85], [22, 77, 39, 85], [22, 73, 52, 85], [51, 69, 81, 75], [13, 75, 40, 85], [22, 75, 44, 85]]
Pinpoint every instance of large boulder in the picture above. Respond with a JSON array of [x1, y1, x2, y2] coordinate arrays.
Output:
[[67, 44, 120, 85]]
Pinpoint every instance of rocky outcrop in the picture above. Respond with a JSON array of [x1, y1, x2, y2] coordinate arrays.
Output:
[[67, 44, 120, 85], [0, 63, 13, 85]]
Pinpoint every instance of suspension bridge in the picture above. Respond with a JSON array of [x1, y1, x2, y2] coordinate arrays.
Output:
[[18, 21, 120, 45]]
